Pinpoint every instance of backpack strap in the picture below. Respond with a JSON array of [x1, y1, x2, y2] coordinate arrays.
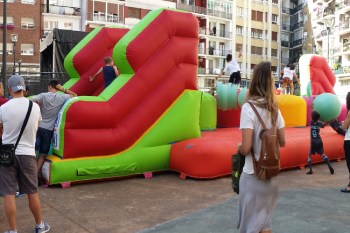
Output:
[[248, 101, 267, 131], [14, 100, 33, 150]]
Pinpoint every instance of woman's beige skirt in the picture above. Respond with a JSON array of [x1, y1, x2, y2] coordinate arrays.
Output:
[[237, 172, 279, 233]]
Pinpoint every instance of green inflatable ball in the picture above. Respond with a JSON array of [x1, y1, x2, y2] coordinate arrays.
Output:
[[238, 87, 247, 108], [307, 81, 312, 98], [313, 93, 341, 122]]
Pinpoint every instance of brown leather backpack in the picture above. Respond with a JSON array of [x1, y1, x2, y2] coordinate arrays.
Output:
[[248, 102, 280, 180]]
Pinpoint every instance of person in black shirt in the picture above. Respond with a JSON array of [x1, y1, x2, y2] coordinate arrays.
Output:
[[307, 111, 335, 175], [329, 119, 347, 136]]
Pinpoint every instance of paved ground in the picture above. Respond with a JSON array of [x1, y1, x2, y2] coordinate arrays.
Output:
[[0, 160, 349, 233]]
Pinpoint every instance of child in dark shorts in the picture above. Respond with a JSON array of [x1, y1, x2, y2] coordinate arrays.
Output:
[[307, 111, 335, 175]]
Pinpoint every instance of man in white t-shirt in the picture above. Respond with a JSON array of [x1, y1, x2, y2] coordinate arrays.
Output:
[[216, 47, 242, 85], [0, 75, 50, 233]]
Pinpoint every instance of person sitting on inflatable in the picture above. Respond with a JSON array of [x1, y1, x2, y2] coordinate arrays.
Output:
[[279, 64, 301, 95], [307, 111, 335, 175], [90, 56, 120, 89]]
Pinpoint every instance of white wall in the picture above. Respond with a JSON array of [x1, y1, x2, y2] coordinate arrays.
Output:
[[125, 0, 176, 10], [43, 15, 81, 31]]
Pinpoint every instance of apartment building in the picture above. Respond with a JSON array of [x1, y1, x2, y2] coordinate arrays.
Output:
[[0, 0, 40, 73], [185, 0, 281, 92], [311, 0, 350, 96], [280, 0, 312, 71], [37, 0, 283, 92], [42, 0, 84, 38]]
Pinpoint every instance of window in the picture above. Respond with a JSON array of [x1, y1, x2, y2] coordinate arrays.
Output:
[[271, 66, 277, 73], [251, 29, 263, 39], [272, 31, 278, 41], [44, 21, 58, 29], [21, 18, 35, 29], [236, 7, 243, 18], [21, 0, 35, 3], [236, 26, 243, 36], [64, 23, 72, 30], [257, 11, 263, 22], [21, 44, 34, 56], [0, 17, 14, 26], [272, 14, 278, 24], [251, 10, 256, 21], [127, 7, 140, 19], [271, 49, 278, 57], [281, 33, 289, 42], [272, 0, 278, 5], [204, 79, 215, 88], [236, 44, 242, 52], [0, 43, 13, 54]]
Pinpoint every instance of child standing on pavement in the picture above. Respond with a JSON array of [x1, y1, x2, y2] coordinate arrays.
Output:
[[307, 111, 335, 175], [90, 57, 119, 89]]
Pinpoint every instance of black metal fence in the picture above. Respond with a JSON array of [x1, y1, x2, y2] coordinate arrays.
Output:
[[1, 72, 71, 98]]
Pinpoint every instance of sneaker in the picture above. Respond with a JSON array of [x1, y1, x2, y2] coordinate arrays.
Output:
[[15, 189, 25, 198], [34, 222, 50, 233], [0, 193, 4, 196], [4, 230, 17, 233]]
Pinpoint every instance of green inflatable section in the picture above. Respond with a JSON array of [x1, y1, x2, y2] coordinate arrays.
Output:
[[200, 93, 217, 131], [49, 90, 202, 184]]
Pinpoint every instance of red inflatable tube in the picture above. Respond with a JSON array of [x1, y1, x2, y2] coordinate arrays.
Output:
[[170, 127, 344, 178], [309, 55, 336, 95]]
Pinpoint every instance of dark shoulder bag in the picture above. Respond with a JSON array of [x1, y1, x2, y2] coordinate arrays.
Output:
[[231, 152, 245, 194], [0, 101, 33, 167]]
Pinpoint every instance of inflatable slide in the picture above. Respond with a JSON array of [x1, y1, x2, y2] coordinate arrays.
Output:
[[41, 9, 345, 187]]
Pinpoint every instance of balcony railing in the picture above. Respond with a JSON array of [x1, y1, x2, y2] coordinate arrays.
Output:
[[207, 8, 232, 20], [323, 6, 335, 17], [281, 57, 290, 64], [343, 43, 350, 52], [282, 7, 291, 14], [207, 68, 227, 75], [316, 11, 323, 20], [333, 66, 350, 74], [315, 29, 328, 39], [42, 29, 52, 38], [21, 24, 35, 29], [292, 21, 304, 31], [207, 29, 231, 38], [281, 40, 291, 48], [336, 1, 350, 11], [177, 3, 231, 19], [198, 48, 231, 56], [86, 13, 124, 24], [334, 21, 350, 33], [281, 24, 292, 31], [42, 4, 81, 16], [291, 39, 303, 47]]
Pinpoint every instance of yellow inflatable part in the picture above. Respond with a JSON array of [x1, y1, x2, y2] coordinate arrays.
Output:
[[277, 95, 306, 127]]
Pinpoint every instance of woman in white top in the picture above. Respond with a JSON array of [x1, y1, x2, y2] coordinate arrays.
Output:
[[278, 64, 301, 95], [237, 62, 286, 233], [341, 92, 350, 193]]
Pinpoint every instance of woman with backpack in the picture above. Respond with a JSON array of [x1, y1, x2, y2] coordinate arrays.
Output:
[[237, 62, 286, 233], [341, 92, 350, 193]]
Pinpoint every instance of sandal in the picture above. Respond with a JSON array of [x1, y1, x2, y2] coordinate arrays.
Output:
[[341, 184, 350, 193]]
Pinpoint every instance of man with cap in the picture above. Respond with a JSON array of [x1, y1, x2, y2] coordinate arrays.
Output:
[[30, 80, 77, 175], [0, 75, 50, 233]]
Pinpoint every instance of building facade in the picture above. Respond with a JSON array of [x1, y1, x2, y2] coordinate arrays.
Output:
[[0, 0, 41, 74], [311, 0, 350, 96]]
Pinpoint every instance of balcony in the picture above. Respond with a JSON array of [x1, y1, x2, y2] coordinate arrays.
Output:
[[198, 47, 231, 56], [21, 23, 35, 30], [282, 7, 291, 14], [281, 40, 290, 48], [281, 24, 292, 32], [291, 39, 303, 48], [207, 8, 232, 20], [291, 4, 305, 14], [315, 29, 328, 39], [335, 1, 350, 12], [316, 11, 323, 20], [292, 21, 304, 31], [323, 6, 335, 17], [207, 29, 231, 38], [177, 3, 206, 14], [333, 66, 350, 74], [42, 4, 81, 16], [86, 13, 124, 24], [281, 57, 290, 64], [334, 21, 350, 34]]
